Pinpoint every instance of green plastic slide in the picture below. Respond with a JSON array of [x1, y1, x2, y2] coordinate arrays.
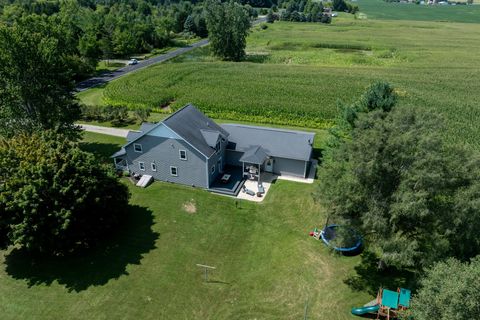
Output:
[[351, 304, 380, 315]]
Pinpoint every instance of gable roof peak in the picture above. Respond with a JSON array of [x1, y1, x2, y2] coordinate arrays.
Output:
[[163, 104, 229, 158]]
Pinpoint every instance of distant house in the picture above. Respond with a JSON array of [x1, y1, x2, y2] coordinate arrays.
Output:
[[112, 104, 315, 195]]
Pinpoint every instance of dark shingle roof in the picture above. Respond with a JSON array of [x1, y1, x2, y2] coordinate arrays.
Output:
[[239, 145, 269, 164], [126, 131, 142, 142], [163, 104, 229, 158], [222, 124, 315, 161], [200, 129, 220, 148], [140, 122, 156, 132], [111, 147, 126, 158], [126, 122, 156, 142]]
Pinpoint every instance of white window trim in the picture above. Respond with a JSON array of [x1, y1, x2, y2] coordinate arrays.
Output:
[[139, 161, 145, 171], [170, 166, 178, 176], [151, 162, 157, 172], [134, 143, 143, 153], [211, 164, 215, 174], [179, 149, 187, 160]]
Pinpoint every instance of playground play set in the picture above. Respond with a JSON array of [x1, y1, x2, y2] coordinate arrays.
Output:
[[310, 224, 411, 319], [351, 287, 411, 319]]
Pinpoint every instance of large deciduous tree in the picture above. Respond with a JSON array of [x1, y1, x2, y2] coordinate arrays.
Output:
[[317, 107, 480, 268], [205, 0, 251, 61], [0, 16, 81, 137], [325, 81, 397, 152], [412, 257, 480, 320], [0, 132, 130, 255]]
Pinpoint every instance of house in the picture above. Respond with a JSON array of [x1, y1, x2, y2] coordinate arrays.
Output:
[[112, 104, 315, 195]]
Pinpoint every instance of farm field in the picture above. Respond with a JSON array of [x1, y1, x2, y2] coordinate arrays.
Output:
[[82, 17, 480, 148], [0, 132, 416, 319], [358, 0, 480, 23]]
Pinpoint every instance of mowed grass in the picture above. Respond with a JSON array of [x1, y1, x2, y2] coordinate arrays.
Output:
[[94, 19, 480, 147], [358, 0, 480, 23], [0, 131, 394, 319]]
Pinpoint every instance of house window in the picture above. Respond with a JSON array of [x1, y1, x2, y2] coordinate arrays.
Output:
[[139, 162, 145, 171], [215, 141, 221, 153], [151, 163, 157, 172], [134, 143, 142, 153], [211, 164, 215, 174], [170, 166, 178, 176], [179, 150, 187, 160]]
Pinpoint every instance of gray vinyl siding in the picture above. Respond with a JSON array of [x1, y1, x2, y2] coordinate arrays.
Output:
[[225, 149, 243, 167], [124, 135, 208, 188], [272, 157, 308, 178], [206, 139, 227, 186], [226, 151, 307, 178]]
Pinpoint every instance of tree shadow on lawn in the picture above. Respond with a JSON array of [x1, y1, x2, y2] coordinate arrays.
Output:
[[110, 118, 137, 128], [80, 141, 122, 163], [344, 251, 419, 296], [4, 204, 159, 292]]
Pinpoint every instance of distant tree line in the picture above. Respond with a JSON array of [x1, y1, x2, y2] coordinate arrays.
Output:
[[280, 0, 331, 23], [239, 0, 278, 8], [0, 0, 214, 80], [276, 0, 358, 24], [332, 0, 358, 13]]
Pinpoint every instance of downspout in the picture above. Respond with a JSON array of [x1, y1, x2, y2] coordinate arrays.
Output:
[[206, 158, 209, 188]]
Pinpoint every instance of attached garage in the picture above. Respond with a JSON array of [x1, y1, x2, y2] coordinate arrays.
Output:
[[222, 124, 315, 179]]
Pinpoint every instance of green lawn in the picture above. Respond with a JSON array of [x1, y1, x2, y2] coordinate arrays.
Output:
[[96, 61, 125, 74], [358, 0, 480, 23], [77, 86, 107, 107], [0, 132, 414, 319], [80, 18, 480, 148]]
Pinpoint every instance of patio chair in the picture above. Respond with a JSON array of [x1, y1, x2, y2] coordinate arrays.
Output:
[[242, 185, 255, 196]]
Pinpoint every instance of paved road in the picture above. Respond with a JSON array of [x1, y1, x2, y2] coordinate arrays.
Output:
[[75, 17, 266, 92], [75, 39, 209, 92], [79, 124, 130, 137]]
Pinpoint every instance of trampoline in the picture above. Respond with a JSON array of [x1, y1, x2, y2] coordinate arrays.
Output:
[[320, 224, 362, 253]]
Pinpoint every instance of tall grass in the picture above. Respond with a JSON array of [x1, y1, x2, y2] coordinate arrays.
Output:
[[100, 19, 480, 147]]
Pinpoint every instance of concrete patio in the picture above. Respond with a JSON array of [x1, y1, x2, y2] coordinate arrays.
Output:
[[236, 172, 276, 202], [236, 160, 317, 202]]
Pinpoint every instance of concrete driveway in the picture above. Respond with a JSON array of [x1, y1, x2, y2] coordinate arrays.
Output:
[[79, 124, 130, 138]]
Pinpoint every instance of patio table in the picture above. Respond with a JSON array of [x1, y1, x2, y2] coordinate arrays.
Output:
[[221, 174, 231, 183]]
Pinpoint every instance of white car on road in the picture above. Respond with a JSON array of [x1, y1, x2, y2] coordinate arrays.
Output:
[[128, 59, 138, 65]]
